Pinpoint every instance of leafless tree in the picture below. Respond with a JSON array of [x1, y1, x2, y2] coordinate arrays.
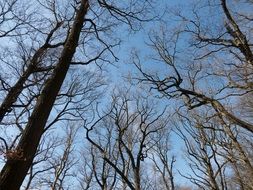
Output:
[[174, 112, 228, 190], [150, 127, 176, 190], [20, 123, 80, 190], [85, 90, 170, 190], [22, 132, 61, 190], [134, 0, 253, 133], [131, 1, 253, 188], [0, 0, 31, 38], [0, 0, 157, 189]]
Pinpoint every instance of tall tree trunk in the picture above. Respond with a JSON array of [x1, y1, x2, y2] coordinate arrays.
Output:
[[0, 22, 62, 123], [134, 167, 141, 190], [0, 1, 89, 189], [0, 47, 45, 123]]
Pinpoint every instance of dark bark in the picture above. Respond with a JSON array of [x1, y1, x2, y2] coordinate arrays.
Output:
[[179, 88, 253, 133], [0, 22, 63, 123], [221, 0, 253, 65], [0, 1, 89, 189]]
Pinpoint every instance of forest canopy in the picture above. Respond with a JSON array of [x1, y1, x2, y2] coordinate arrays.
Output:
[[0, 0, 252, 189]]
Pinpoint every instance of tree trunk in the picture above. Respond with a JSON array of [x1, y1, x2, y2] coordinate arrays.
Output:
[[0, 47, 44, 122], [134, 168, 141, 190], [0, 1, 89, 189], [0, 22, 62, 123]]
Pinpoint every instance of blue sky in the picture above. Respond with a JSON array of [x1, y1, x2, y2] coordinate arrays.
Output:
[[104, 0, 196, 185], [2, 0, 249, 188]]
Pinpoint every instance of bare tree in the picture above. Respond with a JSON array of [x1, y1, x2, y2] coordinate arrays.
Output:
[[85, 90, 170, 190], [150, 128, 176, 190], [134, 0, 253, 133], [0, 1, 89, 188], [131, 2, 253, 188], [174, 112, 228, 190], [0, 0, 29, 37], [0, 0, 157, 188], [22, 132, 61, 190]]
